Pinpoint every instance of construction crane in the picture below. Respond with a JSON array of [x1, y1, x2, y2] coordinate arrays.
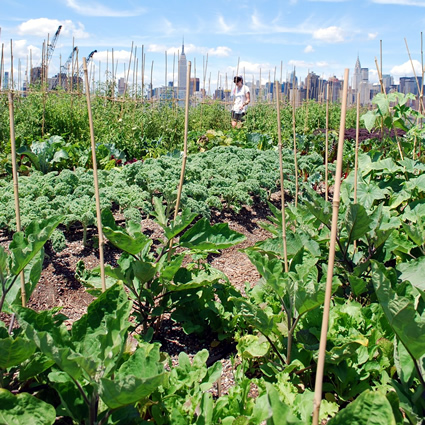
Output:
[[78, 50, 97, 77], [51, 46, 77, 89], [46, 25, 62, 66], [30, 25, 62, 84]]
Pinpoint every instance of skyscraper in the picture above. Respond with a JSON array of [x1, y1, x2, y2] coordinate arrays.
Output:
[[178, 40, 187, 101]]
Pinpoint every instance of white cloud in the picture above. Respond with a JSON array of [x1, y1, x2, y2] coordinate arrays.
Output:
[[304, 45, 314, 53], [372, 0, 425, 6], [94, 49, 131, 63], [65, 0, 145, 17], [18, 18, 89, 39], [390, 60, 423, 79], [368, 32, 378, 40], [288, 59, 330, 69], [313, 26, 345, 43], [207, 46, 231, 57], [217, 15, 234, 34]]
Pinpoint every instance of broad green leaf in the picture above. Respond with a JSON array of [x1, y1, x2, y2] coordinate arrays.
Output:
[[361, 110, 378, 132], [397, 257, 425, 291], [48, 370, 88, 423], [355, 182, 389, 210], [164, 208, 198, 240], [15, 307, 82, 380], [19, 352, 55, 381], [9, 216, 63, 275], [179, 218, 246, 250], [373, 93, 390, 116], [103, 223, 152, 256], [325, 340, 367, 364], [372, 261, 425, 359], [0, 389, 56, 425], [328, 390, 396, 425], [344, 203, 373, 245], [237, 334, 270, 358], [99, 342, 167, 409], [0, 336, 36, 368], [71, 283, 132, 376], [401, 220, 425, 247], [266, 383, 304, 425], [244, 249, 285, 296], [231, 297, 274, 337]]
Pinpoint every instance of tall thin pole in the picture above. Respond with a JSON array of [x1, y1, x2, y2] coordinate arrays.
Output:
[[325, 84, 330, 202], [83, 58, 106, 293], [8, 90, 26, 307], [312, 68, 350, 425], [275, 81, 288, 273]]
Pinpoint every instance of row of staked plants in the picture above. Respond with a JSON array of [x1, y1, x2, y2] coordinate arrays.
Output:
[[0, 90, 424, 423], [0, 89, 362, 175]]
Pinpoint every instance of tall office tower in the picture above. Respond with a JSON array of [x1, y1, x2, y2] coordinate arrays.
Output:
[[359, 66, 370, 105], [352, 55, 362, 93], [178, 40, 187, 101]]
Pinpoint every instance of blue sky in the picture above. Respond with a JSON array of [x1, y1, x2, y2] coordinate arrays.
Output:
[[1, 0, 425, 91]]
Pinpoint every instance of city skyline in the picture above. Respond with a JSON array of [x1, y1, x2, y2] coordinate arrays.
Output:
[[1, 0, 425, 92]]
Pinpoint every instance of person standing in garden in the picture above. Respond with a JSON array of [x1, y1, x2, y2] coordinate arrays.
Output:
[[231, 75, 250, 128]]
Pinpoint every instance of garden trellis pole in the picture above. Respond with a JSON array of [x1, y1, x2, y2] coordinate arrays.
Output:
[[291, 69, 299, 207], [353, 91, 360, 252], [174, 60, 191, 219], [83, 57, 106, 293], [168, 61, 192, 260], [312, 68, 349, 425], [325, 84, 330, 202], [8, 90, 26, 308], [404, 37, 425, 113], [375, 58, 404, 161], [275, 81, 288, 273]]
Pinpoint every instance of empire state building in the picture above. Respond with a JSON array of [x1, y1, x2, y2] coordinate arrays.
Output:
[[178, 41, 187, 101]]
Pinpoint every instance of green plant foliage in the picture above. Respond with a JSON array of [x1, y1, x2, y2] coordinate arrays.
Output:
[[0, 389, 56, 425]]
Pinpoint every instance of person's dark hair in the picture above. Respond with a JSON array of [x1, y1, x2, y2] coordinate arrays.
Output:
[[234, 75, 243, 84]]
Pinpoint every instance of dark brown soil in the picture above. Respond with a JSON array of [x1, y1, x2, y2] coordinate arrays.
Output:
[[0, 198, 277, 396]]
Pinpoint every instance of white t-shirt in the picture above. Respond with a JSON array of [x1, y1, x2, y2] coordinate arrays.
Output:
[[232, 85, 250, 113]]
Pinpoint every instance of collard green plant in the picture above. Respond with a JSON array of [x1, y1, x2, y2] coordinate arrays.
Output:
[[78, 200, 246, 338], [0, 215, 62, 313], [15, 283, 168, 425]]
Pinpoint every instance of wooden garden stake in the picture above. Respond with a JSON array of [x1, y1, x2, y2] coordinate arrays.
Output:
[[8, 90, 26, 307], [275, 81, 288, 273], [325, 84, 330, 202], [353, 92, 361, 252], [404, 37, 425, 113], [354, 92, 360, 205], [174, 60, 191, 219], [312, 68, 349, 425], [374, 58, 404, 161], [83, 58, 106, 293], [292, 70, 299, 206], [167, 61, 191, 259]]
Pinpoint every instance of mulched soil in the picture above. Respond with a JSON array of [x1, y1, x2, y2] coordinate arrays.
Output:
[[0, 197, 279, 397]]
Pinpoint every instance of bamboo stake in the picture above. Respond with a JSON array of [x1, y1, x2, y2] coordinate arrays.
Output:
[[353, 91, 361, 252], [275, 81, 288, 273], [174, 60, 191, 218], [82, 57, 106, 293], [404, 37, 425, 112], [375, 58, 404, 160], [325, 84, 330, 202], [292, 69, 299, 206], [354, 92, 360, 205], [8, 90, 26, 307], [167, 61, 192, 259], [312, 68, 350, 425]]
